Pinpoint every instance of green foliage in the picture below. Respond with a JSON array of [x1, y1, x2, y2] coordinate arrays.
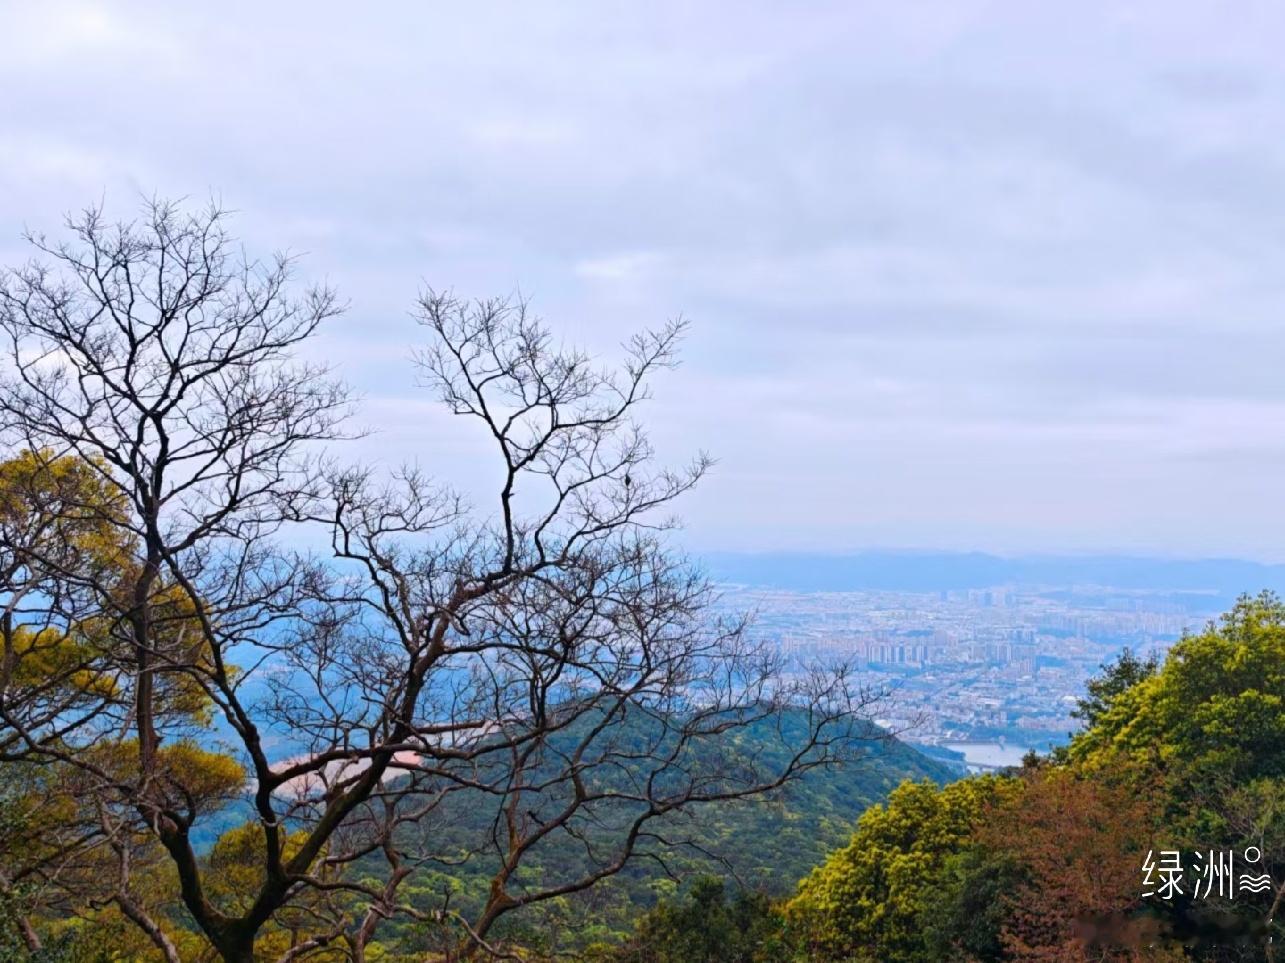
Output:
[[918, 847, 1024, 961], [1070, 591, 1285, 784], [785, 776, 1017, 962], [1071, 645, 1160, 727], [605, 876, 784, 963], [370, 713, 953, 954], [783, 593, 1285, 962]]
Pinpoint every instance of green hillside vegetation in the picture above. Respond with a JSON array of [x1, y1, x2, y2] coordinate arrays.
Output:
[[357, 713, 955, 955], [612, 591, 1285, 962], [8, 586, 1285, 960]]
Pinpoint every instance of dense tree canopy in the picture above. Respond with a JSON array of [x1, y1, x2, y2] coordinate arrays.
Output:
[[785, 776, 1017, 962], [1069, 592, 1285, 785], [772, 593, 1285, 962]]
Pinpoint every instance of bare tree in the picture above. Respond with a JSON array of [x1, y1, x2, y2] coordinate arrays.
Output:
[[269, 293, 884, 958], [0, 199, 348, 961], [0, 201, 882, 961]]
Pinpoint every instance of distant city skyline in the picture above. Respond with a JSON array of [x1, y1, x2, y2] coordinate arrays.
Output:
[[711, 578, 1198, 756], [6, 3, 1285, 558]]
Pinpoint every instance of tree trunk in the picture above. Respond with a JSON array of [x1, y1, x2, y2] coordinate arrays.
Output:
[[219, 944, 255, 963], [213, 930, 257, 963], [17, 914, 41, 953]]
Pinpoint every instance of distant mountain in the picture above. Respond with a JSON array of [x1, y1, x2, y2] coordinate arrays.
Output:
[[702, 550, 1285, 603]]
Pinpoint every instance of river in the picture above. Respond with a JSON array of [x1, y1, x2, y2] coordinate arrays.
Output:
[[943, 741, 1030, 770]]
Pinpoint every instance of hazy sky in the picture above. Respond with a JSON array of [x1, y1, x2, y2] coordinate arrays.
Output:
[[4, 3, 1285, 559]]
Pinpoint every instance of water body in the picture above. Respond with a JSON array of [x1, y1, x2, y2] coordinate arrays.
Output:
[[944, 741, 1030, 770]]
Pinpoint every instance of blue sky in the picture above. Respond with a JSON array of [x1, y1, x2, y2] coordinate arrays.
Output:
[[4, 3, 1285, 558]]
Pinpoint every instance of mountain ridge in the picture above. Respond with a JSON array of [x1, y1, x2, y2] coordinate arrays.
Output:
[[702, 550, 1285, 601]]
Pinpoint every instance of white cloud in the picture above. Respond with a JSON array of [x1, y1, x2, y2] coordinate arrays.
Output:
[[2, 3, 180, 64], [4, 1, 1285, 557], [573, 252, 667, 283]]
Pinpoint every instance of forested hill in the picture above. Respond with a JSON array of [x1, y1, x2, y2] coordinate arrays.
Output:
[[365, 712, 956, 954]]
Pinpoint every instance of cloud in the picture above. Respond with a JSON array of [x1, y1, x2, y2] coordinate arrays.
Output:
[[574, 252, 667, 283], [2, 3, 182, 65], [4, 1, 1285, 557]]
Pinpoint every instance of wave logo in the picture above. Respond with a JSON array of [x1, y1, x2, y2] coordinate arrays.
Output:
[[1239, 873, 1273, 894], [1239, 847, 1273, 895]]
